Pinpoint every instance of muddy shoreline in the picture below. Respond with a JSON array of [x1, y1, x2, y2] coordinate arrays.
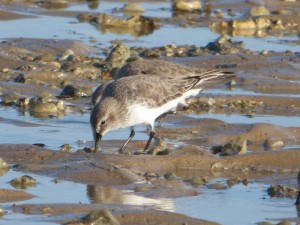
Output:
[[1, 0, 300, 224]]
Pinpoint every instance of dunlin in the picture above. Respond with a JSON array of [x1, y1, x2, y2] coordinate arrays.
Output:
[[91, 59, 222, 106], [90, 69, 235, 152], [296, 169, 300, 205], [91, 59, 232, 126]]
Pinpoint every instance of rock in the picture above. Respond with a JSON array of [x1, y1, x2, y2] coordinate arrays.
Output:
[[35, 53, 54, 62], [60, 144, 72, 152], [64, 209, 120, 225], [31, 103, 58, 113], [58, 49, 75, 61], [164, 172, 177, 180], [2, 68, 9, 73], [232, 19, 256, 29], [227, 178, 242, 187], [255, 17, 271, 29], [210, 162, 225, 173], [35, 0, 68, 10], [147, 137, 168, 155], [187, 176, 208, 186], [205, 34, 245, 54], [144, 172, 159, 180], [250, 6, 270, 17], [60, 85, 93, 98], [105, 45, 130, 65], [97, 13, 159, 37], [123, 3, 145, 17], [277, 220, 292, 225], [257, 222, 274, 225], [140, 49, 161, 58], [172, 0, 202, 11], [14, 74, 26, 83], [0, 158, 9, 176], [264, 137, 284, 150], [56, 100, 65, 110], [212, 138, 247, 156], [0, 158, 9, 170], [10, 175, 38, 189], [267, 185, 297, 198], [269, 19, 284, 30]]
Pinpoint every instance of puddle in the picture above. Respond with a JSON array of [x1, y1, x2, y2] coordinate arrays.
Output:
[[1, 169, 298, 225], [0, 107, 149, 150], [0, 2, 299, 52], [203, 88, 300, 98], [189, 113, 300, 128], [67, 1, 173, 18], [173, 180, 298, 225]]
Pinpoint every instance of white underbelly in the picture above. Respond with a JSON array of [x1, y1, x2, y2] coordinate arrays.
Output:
[[126, 88, 202, 129]]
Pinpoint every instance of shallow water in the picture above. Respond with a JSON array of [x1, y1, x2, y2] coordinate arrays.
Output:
[[0, 169, 298, 225], [0, 1, 299, 52], [190, 113, 300, 128]]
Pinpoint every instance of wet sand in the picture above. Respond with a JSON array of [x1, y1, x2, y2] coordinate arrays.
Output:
[[0, 0, 300, 224]]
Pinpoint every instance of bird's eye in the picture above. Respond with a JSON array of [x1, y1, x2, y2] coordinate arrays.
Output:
[[101, 120, 106, 126]]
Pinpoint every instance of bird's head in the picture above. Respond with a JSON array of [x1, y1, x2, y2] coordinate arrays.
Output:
[[90, 98, 120, 150]]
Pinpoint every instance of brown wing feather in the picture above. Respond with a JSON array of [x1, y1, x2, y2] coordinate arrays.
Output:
[[102, 71, 236, 108]]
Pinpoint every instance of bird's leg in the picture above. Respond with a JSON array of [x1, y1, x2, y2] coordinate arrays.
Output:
[[156, 110, 176, 127], [143, 131, 155, 152], [157, 113, 167, 127], [119, 129, 135, 153]]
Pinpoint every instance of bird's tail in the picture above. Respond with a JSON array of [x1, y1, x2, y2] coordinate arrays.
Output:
[[185, 70, 236, 90]]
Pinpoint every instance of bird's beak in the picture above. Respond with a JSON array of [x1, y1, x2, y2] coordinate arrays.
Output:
[[95, 133, 102, 151]]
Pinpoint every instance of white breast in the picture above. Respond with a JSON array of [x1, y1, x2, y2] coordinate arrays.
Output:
[[127, 88, 202, 129]]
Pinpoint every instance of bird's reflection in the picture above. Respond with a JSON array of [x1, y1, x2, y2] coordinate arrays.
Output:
[[86, 184, 175, 211], [87, 185, 125, 204]]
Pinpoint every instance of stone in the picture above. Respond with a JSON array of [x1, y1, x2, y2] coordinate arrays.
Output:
[[173, 0, 202, 11], [250, 6, 270, 17]]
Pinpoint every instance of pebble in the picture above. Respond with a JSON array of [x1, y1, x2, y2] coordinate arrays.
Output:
[[277, 220, 292, 225], [212, 138, 247, 156], [144, 172, 159, 179], [264, 137, 284, 150], [267, 184, 297, 198], [172, 0, 202, 11], [187, 176, 208, 186], [164, 172, 177, 180], [60, 84, 93, 98], [123, 3, 145, 13], [60, 144, 72, 152], [250, 6, 270, 16], [147, 137, 168, 155], [232, 19, 256, 29], [11, 73, 33, 85], [64, 209, 120, 225], [255, 17, 271, 29], [0, 158, 9, 170], [31, 103, 58, 113], [10, 175, 38, 189], [257, 222, 273, 225], [210, 162, 225, 173], [2, 68, 9, 73], [227, 178, 242, 187]]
